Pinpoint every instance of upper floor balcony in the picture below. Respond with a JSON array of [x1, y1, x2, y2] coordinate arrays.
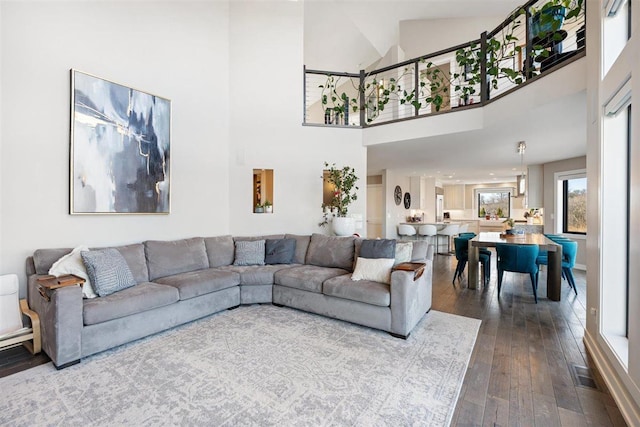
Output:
[[303, 0, 585, 129]]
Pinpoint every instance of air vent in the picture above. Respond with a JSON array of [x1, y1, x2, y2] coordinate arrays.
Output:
[[569, 363, 599, 390]]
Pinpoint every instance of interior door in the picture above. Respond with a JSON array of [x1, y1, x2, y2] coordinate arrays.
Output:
[[367, 184, 383, 238]]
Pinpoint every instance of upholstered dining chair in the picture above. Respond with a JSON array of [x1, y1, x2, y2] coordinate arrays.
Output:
[[453, 236, 490, 286], [398, 224, 417, 240], [496, 243, 540, 303], [537, 239, 578, 295]]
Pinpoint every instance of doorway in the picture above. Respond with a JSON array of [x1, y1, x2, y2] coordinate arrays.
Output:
[[367, 184, 383, 238]]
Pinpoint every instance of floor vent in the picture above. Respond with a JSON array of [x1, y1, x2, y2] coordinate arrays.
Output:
[[570, 363, 599, 390]]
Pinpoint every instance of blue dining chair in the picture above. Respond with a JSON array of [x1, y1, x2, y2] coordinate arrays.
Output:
[[453, 236, 491, 286], [496, 243, 540, 303], [537, 239, 578, 295]]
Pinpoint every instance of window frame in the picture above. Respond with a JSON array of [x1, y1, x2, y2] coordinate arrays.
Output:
[[561, 176, 587, 235], [476, 188, 512, 219]]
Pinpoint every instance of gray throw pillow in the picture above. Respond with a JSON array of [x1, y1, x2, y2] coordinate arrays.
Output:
[[360, 239, 396, 259], [81, 248, 137, 297], [265, 238, 296, 264], [233, 240, 266, 266]]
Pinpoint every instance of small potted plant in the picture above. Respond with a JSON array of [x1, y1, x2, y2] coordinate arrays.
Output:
[[254, 203, 264, 213], [503, 217, 515, 234], [264, 200, 273, 213]]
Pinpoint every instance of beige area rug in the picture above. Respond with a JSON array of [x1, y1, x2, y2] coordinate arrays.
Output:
[[0, 305, 480, 426]]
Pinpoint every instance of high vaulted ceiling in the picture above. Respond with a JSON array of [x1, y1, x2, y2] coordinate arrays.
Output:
[[304, 1, 587, 184]]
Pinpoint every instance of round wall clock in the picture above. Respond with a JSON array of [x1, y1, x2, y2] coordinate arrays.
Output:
[[394, 185, 402, 205], [403, 192, 411, 209]]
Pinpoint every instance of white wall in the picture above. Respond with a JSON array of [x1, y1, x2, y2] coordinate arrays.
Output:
[[0, 1, 231, 296], [399, 16, 505, 60], [382, 169, 411, 239], [228, 2, 366, 237]]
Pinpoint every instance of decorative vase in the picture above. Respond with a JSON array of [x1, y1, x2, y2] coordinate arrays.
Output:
[[265, 206, 273, 213], [255, 207, 264, 213], [332, 217, 355, 236], [527, 218, 533, 225]]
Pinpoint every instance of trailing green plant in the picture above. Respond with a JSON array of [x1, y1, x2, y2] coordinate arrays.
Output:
[[319, 162, 359, 227]]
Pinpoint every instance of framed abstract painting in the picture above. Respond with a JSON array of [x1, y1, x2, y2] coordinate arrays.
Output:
[[70, 70, 171, 214]]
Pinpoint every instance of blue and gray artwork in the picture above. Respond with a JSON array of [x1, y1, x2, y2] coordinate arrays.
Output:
[[72, 71, 170, 214]]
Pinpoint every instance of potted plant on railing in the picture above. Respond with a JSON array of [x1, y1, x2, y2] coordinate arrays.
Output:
[[319, 162, 359, 236], [264, 200, 273, 214]]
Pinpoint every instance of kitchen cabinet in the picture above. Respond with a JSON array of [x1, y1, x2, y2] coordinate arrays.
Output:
[[443, 184, 465, 210], [527, 165, 544, 208]]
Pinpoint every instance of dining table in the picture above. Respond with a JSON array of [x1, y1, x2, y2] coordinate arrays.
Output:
[[467, 232, 563, 301]]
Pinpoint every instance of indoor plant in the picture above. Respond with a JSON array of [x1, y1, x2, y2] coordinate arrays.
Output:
[[254, 203, 264, 213], [319, 162, 359, 235], [503, 217, 515, 234], [264, 200, 273, 213]]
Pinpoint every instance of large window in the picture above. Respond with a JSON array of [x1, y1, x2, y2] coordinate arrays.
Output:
[[562, 177, 587, 234], [477, 190, 510, 218]]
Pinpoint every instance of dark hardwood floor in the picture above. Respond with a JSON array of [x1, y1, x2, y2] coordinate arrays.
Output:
[[434, 250, 628, 427], [0, 344, 49, 379], [0, 251, 628, 426]]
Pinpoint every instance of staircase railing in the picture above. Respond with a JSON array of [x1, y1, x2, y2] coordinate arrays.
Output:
[[303, 0, 585, 128]]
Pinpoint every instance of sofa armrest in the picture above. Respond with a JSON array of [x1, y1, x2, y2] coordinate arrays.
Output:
[[389, 260, 433, 338], [28, 274, 83, 368]]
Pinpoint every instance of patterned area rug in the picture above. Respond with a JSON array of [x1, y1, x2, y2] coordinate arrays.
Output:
[[0, 305, 480, 426]]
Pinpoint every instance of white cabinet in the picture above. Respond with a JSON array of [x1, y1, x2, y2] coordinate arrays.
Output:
[[527, 165, 544, 208], [443, 184, 465, 210]]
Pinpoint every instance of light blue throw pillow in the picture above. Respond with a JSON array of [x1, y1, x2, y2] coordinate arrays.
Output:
[[233, 240, 266, 266], [81, 248, 137, 297]]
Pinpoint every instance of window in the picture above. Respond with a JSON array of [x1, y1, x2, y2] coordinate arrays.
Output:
[[562, 177, 587, 234], [477, 190, 510, 218], [603, 0, 630, 74]]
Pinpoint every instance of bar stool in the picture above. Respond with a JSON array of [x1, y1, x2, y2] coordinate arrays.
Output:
[[437, 224, 459, 255], [398, 224, 417, 240], [418, 224, 438, 250]]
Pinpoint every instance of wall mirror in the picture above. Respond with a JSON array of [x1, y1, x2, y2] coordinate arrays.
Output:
[[253, 169, 273, 213]]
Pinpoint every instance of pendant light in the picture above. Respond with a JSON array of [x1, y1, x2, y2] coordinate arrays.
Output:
[[516, 141, 527, 208]]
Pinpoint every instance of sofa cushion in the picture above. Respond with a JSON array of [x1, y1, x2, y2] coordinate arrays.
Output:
[[81, 249, 137, 297], [284, 234, 311, 264], [265, 238, 296, 264], [274, 265, 349, 293], [360, 239, 396, 259], [33, 248, 73, 275], [305, 234, 355, 271], [109, 243, 149, 284], [233, 240, 266, 266], [145, 238, 209, 281], [154, 268, 239, 300], [395, 242, 413, 265], [351, 257, 395, 284], [234, 235, 285, 242], [220, 264, 298, 286], [83, 282, 179, 325], [204, 235, 235, 268], [323, 274, 391, 307], [411, 240, 429, 262]]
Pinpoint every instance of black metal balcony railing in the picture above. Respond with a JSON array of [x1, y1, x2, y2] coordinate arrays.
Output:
[[304, 0, 585, 128]]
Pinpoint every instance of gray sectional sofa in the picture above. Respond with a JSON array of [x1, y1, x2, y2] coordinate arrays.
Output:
[[26, 233, 433, 369]]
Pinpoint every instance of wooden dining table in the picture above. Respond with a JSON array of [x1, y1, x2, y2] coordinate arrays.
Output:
[[467, 232, 563, 301]]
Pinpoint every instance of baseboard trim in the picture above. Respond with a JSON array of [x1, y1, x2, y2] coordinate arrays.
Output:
[[584, 330, 640, 426]]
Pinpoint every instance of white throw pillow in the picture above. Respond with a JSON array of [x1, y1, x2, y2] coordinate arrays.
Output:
[[394, 242, 413, 265], [49, 245, 97, 299], [351, 257, 395, 284]]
